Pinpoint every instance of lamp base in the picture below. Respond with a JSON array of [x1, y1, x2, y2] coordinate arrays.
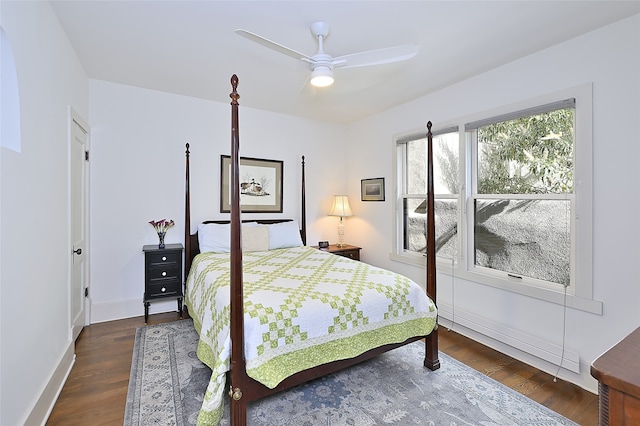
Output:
[[337, 220, 346, 248]]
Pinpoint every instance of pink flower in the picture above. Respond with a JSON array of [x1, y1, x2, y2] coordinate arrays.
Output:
[[149, 219, 175, 234]]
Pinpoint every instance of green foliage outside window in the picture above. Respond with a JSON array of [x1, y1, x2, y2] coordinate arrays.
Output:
[[478, 109, 574, 195]]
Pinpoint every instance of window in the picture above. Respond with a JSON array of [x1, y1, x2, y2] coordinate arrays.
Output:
[[468, 99, 574, 288], [394, 86, 598, 312], [397, 128, 459, 262]]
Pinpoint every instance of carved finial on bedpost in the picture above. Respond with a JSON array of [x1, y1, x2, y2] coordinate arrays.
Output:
[[230, 74, 240, 105], [427, 121, 432, 134]]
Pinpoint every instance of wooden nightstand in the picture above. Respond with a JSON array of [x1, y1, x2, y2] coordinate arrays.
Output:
[[312, 244, 361, 261], [142, 243, 184, 324], [591, 327, 640, 425]]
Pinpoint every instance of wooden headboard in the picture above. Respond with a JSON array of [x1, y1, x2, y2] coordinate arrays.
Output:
[[183, 143, 307, 282]]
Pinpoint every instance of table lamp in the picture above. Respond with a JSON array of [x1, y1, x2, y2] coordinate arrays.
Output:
[[329, 195, 353, 247]]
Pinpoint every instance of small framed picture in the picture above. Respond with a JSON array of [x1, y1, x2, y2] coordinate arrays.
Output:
[[361, 177, 385, 201]]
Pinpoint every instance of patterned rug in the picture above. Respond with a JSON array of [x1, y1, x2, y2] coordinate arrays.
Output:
[[124, 319, 577, 425]]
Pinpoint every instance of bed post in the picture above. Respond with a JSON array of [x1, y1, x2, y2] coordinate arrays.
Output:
[[424, 121, 440, 371], [301, 155, 307, 245], [228, 75, 248, 424], [184, 143, 191, 285]]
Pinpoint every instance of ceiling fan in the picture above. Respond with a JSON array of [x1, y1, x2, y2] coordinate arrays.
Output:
[[235, 21, 419, 88]]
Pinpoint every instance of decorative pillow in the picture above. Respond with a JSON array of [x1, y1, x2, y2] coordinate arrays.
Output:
[[268, 220, 303, 250], [242, 225, 270, 252], [198, 222, 263, 253]]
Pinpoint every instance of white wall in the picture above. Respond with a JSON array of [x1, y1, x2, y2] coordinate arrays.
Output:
[[0, 2, 90, 425], [346, 14, 640, 392], [88, 80, 348, 322]]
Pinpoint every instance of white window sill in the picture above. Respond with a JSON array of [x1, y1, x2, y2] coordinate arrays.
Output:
[[389, 252, 603, 315]]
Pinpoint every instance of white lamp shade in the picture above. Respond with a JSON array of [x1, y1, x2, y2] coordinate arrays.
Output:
[[310, 66, 334, 87], [329, 195, 353, 217]]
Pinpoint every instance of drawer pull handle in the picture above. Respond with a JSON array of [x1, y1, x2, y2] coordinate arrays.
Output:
[[162, 256, 167, 261], [162, 271, 167, 277], [161, 287, 166, 292]]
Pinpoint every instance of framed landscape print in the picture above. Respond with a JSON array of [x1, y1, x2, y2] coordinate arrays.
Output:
[[361, 177, 385, 201], [220, 155, 283, 213]]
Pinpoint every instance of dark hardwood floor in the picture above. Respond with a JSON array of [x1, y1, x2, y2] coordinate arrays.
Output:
[[46, 314, 598, 425], [438, 326, 599, 425]]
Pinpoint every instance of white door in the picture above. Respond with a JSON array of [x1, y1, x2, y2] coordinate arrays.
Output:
[[70, 109, 89, 341]]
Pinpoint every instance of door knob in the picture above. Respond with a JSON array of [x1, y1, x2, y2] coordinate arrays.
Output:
[[74, 248, 82, 255]]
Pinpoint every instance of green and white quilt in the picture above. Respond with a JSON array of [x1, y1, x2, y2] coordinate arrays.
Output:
[[185, 246, 437, 426]]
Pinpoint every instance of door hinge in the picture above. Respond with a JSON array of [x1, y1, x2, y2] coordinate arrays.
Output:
[[85, 287, 89, 297], [85, 150, 90, 161]]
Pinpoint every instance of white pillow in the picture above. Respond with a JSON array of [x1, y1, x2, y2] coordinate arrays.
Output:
[[242, 225, 270, 252], [268, 220, 303, 250], [197, 223, 230, 253], [198, 222, 263, 253]]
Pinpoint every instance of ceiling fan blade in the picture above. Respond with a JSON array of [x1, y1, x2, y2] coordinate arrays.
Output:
[[235, 29, 314, 62], [334, 44, 420, 69]]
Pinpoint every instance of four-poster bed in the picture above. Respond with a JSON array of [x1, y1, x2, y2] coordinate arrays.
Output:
[[183, 75, 439, 425]]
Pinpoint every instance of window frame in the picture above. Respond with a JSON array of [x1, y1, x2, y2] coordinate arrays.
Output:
[[392, 84, 601, 314], [468, 99, 575, 290], [394, 127, 460, 274]]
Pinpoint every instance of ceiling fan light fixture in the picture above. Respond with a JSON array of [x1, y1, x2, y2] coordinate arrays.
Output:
[[237, 21, 419, 91], [310, 66, 334, 87]]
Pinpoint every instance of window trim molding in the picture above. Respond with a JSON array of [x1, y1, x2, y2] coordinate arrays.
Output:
[[465, 98, 576, 131], [392, 83, 600, 314]]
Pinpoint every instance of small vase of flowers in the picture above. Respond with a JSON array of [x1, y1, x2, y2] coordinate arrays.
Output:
[[149, 219, 174, 249]]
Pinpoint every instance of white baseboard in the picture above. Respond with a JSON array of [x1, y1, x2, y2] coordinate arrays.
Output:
[[437, 302, 599, 394], [90, 297, 182, 324], [24, 341, 75, 426]]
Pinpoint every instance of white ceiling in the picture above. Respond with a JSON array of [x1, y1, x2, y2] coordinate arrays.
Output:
[[50, 1, 640, 124]]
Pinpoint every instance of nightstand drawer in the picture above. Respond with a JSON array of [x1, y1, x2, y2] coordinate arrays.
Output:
[[312, 244, 362, 261], [146, 279, 180, 298], [336, 249, 360, 261], [147, 265, 180, 281], [146, 251, 180, 267]]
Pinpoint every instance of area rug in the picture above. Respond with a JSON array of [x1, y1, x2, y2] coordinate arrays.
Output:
[[124, 319, 577, 425]]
